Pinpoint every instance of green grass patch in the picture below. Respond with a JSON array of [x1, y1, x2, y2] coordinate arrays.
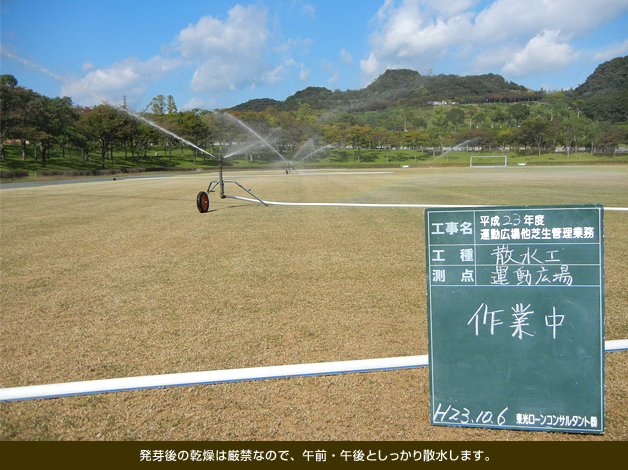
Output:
[[2, 143, 627, 181]]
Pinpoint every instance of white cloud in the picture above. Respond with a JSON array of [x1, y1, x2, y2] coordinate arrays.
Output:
[[175, 5, 272, 93], [61, 4, 282, 107], [340, 48, 354, 66], [273, 38, 313, 55], [502, 30, 579, 77], [175, 5, 268, 60], [362, 0, 474, 80], [81, 62, 95, 73], [301, 4, 316, 18], [61, 56, 180, 107], [257, 59, 310, 86], [320, 60, 341, 85], [593, 38, 628, 62], [474, 0, 628, 42], [472, 46, 516, 71], [299, 64, 311, 81], [262, 63, 289, 86], [182, 96, 214, 111], [361, 0, 628, 83], [360, 53, 380, 77]]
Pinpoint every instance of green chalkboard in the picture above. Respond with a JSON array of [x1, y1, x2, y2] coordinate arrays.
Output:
[[425, 205, 604, 433]]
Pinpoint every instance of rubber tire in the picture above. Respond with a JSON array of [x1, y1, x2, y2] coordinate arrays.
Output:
[[197, 191, 210, 213]]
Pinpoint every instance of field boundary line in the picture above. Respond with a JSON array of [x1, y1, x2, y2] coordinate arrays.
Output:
[[1, 340, 626, 402]]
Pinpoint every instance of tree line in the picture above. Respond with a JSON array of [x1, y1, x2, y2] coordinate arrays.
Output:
[[1, 73, 627, 170]]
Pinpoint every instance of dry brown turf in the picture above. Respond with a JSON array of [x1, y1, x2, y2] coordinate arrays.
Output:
[[1, 166, 627, 440]]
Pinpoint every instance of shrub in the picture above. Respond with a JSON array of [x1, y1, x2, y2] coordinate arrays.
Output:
[[0, 170, 29, 179]]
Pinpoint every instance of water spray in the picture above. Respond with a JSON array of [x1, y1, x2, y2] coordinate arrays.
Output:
[[223, 140, 262, 159], [426, 137, 481, 166], [196, 112, 299, 212], [114, 106, 216, 159], [219, 112, 288, 163], [295, 145, 327, 166], [109, 107, 266, 212], [284, 140, 327, 174]]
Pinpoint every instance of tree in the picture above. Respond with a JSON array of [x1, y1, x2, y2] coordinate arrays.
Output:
[[413, 115, 428, 131], [571, 99, 586, 118], [1, 79, 77, 165], [491, 106, 509, 128], [390, 130, 406, 160], [470, 109, 491, 129], [544, 120, 563, 157], [496, 129, 515, 152], [119, 114, 154, 164], [0, 76, 41, 161], [322, 124, 342, 161], [0, 75, 61, 164], [347, 125, 370, 163], [573, 116, 594, 154], [426, 127, 444, 157], [371, 126, 393, 161], [371, 126, 388, 149], [583, 121, 602, 154], [405, 129, 428, 162], [541, 91, 568, 121], [166, 95, 178, 114], [1, 74, 18, 87], [509, 103, 530, 126], [520, 117, 551, 157], [446, 107, 465, 130], [81, 105, 126, 168], [146, 95, 166, 115], [597, 127, 628, 157], [294, 102, 318, 146], [31, 96, 77, 164], [176, 110, 211, 164], [561, 121, 578, 157], [72, 107, 96, 161], [455, 129, 493, 150]]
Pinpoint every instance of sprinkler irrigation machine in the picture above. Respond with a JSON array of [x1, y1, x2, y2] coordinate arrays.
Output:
[[285, 160, 298, 174], [196, 157, 268, 213]]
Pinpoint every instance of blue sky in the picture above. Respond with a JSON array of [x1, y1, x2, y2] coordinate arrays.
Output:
[[2, 0, 628, 111]]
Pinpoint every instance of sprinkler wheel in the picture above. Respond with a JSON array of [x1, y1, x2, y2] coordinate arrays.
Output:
[[196, 191, 210, 213]]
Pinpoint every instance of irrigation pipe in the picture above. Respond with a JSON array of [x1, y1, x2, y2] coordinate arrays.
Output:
[[1, 340, 627, 402], [232, 197, 628, 211], [0, 355, 427, 402]]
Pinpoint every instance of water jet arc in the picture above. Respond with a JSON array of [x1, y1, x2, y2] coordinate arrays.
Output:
[[426, 137, 481, 165], [220, 112, 287, 162], [114, 106, 216, 159]]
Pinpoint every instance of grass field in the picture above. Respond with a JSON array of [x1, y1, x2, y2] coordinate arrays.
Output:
[[1, 165, 627, 441]]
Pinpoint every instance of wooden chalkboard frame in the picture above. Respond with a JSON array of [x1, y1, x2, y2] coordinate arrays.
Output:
[[425, 205, 604, 434]]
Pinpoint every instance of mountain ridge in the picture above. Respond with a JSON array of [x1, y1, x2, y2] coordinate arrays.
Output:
[[229, 56, 628, 121], [230, 69, 539, 112]]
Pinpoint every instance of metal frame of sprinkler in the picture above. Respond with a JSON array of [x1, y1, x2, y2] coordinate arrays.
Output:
[[285, 160, 298, 174], [196, 156, 268, 213]]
